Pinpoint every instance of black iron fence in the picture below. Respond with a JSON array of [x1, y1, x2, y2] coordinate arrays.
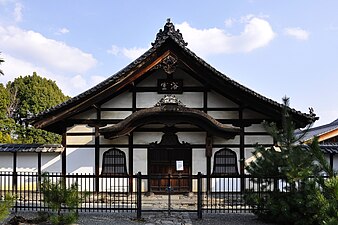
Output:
[[0, 171, 294, 219]]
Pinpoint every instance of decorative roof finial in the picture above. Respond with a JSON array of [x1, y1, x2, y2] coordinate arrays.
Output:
[[152, 18, 188, 47]]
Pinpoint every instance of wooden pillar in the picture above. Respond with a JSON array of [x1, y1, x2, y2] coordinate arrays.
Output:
[[95, 126, 100, 193], [128, 133, 134, 193], [37, 152, 42, 175], [330, 153, 334, 171], [239, 108, 245, 192], [37, 152, 42, 190], [206, 135, 212, 193], [94, 104, 101, 193], [204, 91, 210, 192], [12, 152, 17, 193], [61, 132, 67, 175]]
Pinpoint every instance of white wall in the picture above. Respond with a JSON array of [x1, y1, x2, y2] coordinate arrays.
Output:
[[17, 153, 38, 172], [334, 155, 338, 172], [66, 148, 95, 174], [0, 153, 13, 172]]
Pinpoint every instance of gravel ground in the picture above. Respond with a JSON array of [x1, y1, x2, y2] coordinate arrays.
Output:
[[2, 211, 276, 225], [190, 213, 276, 225]]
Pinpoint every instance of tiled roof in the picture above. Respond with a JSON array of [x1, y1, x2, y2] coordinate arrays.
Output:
[[30, 19, 316, 127], [319, 143, 338, 154], [0, 144, 64, 153], [298, 119, 338, 142]]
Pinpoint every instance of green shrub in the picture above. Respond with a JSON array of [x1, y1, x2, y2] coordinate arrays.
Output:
[[41, 173, 81, 225], [0, 194, 13, 222]]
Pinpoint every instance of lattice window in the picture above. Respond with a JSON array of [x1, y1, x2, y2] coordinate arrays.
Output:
[[212, 148, 239, 175], [101, 148, 128, 175]]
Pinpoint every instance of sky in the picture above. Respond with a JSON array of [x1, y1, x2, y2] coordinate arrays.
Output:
[[0, 0, 338, 126]]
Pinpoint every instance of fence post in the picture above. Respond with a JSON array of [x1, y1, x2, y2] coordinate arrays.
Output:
[[197, 172, 202, 219], [167, 174, 171, 216], [136, 172, 142, 219]]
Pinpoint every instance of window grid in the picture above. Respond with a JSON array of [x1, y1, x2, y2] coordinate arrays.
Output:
[[101, 148, 128, 175], [212, 148, 239, 175]]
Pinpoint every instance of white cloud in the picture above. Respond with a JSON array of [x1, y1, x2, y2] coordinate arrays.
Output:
[[284, 27, 309, 41], [0, 51, 100, 97], [56, 27, 70, 35], [176, 16, 275, 56], [0, 26, 97, 73], [107, 45, 147, 60], [13, 2, 23, 22], [0, 53, 49, 82], [224, 18, 235, 28], [90, 75, 105, 85]]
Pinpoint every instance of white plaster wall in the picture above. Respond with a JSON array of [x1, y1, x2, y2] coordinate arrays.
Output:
[[41, 153, 62, 173], [174, 92, 203, 108], [192, 148, 206, 174], [136, 93, 164, 108], [133, 132, 162, 145], [133, 149, 147, 174], [17, 153, 38, 172], [99, 135, 128, 145], [326, 154, 338, 172], [67, 124, 95, 133], [245, 123, 266, 132], [66, 148, 95, 174], [0, 153, 61, 173], [177, 132, 206, 144], [0, 153, 13, 172], [101, 92, 132, 108], [245, 135, 273, 145], [67, 135, 95, 145], [70, 109, 97, 119], [213, 135, 240, 145], [207, 91, 238, 108], [207, 111, 238, 119], [101, 111, 132, 120], [333, 155, 338, 172]]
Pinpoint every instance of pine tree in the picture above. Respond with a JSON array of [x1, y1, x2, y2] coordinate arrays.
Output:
[[245, 97, 337, 225]]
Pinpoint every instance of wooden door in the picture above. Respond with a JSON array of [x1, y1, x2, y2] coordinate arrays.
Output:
[[148, 147, 191, 193]]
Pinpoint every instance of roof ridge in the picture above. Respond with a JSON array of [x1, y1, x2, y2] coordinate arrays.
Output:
[[152, 18, 188, 47]]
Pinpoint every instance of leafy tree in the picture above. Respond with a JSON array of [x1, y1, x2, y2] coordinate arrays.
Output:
[[6, 72, 69, 119], [245, 97, 337, 225], [0, 72, 69, 144], [0, 84, 9, 118]]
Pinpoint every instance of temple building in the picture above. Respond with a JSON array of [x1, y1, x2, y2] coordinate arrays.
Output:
[[0, 19, 316, 192]]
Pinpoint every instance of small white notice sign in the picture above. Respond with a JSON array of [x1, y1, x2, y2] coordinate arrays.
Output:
[[176, 160, 184, 171]]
